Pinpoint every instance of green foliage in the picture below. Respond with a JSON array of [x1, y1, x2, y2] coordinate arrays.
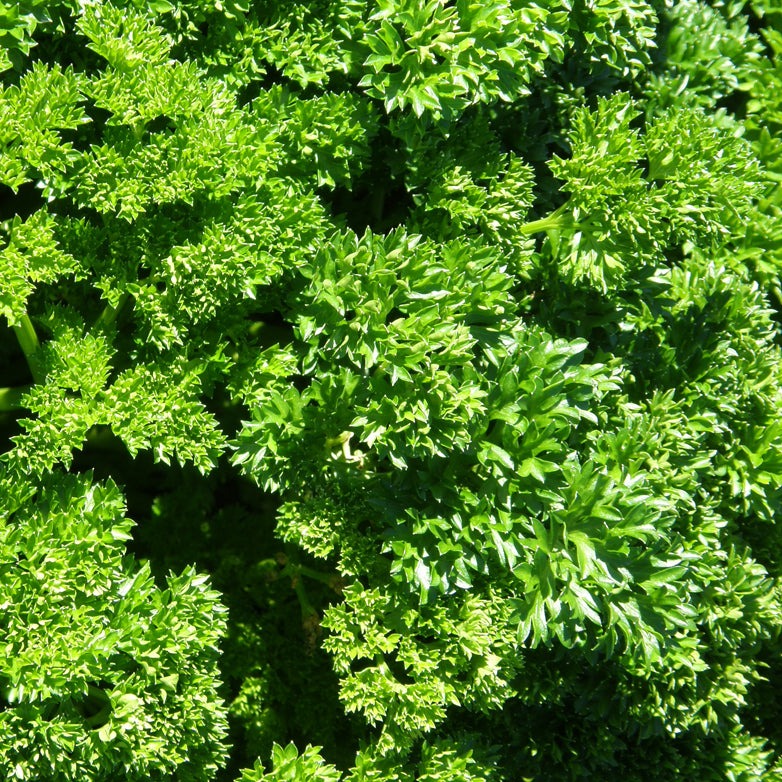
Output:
[[0, 1, 77, 73], [238, 743, 341, 782], [1, 1, 782, 781], [644, 0, 765, 110], [0, 61, 88, 191], [0, 472, 228, 781], [545, 93, 761, 289]]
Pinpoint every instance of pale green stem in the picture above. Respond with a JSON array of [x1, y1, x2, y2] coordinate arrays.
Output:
[[292, 575, 318, 620], [296, 564, 342, 590], [281, 561, 320, 610], [13, 314, 45, 384], [0, 385, 29, 412], [94, 292, 130, 331], [280, 547, 320, 620], [517, 202, 571, 236], [82, 685, 112, 728]]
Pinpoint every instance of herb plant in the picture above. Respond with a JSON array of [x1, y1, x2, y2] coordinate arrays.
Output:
[[1, 1, 782, 780]]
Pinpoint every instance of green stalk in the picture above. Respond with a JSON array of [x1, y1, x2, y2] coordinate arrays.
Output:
[[93, 292, 130, 331], [81, 685, 112, 729], [292, 575, 318, 620], [517, 202, 571, 236], [0, 385, 30, 413], [296, 564, 343, 591], [13, 314, 45, 384]]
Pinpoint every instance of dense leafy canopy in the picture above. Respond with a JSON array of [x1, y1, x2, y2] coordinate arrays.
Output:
[[1, 0, 782, 780]]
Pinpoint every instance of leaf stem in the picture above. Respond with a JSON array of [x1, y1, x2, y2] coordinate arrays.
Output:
[[518, 202, 571, 236], [94, 293, 130, 331], [292, 574, 318, 620], [0, 385, 30, 412], [296, 564, 344, 593], [13, 314, 45, 384]]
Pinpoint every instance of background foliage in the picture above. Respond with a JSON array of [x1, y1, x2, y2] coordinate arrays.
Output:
[[1, 0, 782, 779]]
